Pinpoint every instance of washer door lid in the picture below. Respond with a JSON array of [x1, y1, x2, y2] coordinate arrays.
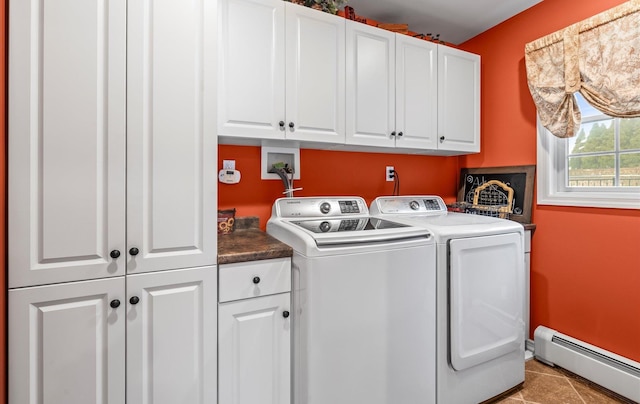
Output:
[[449, 233, 525, 371]]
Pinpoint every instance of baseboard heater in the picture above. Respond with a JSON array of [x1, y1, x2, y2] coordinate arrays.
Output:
[[534, 326, 640, 402]]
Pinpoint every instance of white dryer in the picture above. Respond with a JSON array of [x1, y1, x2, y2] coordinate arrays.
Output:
[[267, 197, 437, 404], [370, 195, 525, 404]]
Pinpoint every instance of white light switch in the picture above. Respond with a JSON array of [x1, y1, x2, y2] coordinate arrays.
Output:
[[222, 160, 235, 170]]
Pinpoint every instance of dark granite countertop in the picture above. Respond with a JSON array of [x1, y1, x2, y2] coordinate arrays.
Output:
[[218, 217, 293, 265]]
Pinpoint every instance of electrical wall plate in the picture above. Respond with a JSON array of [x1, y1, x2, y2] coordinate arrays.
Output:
[[218, 169, 241, 184]]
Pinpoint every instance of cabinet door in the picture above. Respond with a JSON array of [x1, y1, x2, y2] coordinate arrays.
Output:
[[9, 277, 126, 404], [127, 0, 217, 274], [395, 35, 438, 150], [126, 266, 217, 404], [219, 293, 291, 404], [285, 3, 345, 144], [437, 45, 481, 153], [218, 0, 286, 139], [346, 20, 396, 147], [8, 0, 126, 288]]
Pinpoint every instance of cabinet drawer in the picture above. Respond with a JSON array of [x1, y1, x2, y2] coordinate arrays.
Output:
[[219, 258, 291, 303]]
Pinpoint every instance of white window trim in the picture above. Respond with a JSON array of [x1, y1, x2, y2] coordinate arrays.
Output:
[[537, 118, 640, 210]]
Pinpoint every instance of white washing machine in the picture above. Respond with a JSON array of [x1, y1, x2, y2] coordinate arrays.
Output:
[[370, 195, 525, 404], [267, 197, 437, 404]]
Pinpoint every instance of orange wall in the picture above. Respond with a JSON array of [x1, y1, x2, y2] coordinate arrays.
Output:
[[459, 0, 640, 361], [218, 145, 459, 228]]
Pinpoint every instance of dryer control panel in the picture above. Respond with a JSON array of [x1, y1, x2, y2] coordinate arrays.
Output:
[[370, 196, 448, 215]]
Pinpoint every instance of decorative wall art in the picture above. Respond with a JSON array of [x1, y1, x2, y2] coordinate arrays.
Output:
[[456, 165, 536, 224]]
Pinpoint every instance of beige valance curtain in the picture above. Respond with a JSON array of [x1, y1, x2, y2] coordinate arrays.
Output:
[[525, 0, 640, 138]]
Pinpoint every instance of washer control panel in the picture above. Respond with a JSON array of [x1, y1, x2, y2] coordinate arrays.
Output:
[[338, 200, 361, 214], [274, 197, 368, 218]]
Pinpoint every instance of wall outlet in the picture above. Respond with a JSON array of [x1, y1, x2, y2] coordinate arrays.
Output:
[[386, 166, 395, 182]]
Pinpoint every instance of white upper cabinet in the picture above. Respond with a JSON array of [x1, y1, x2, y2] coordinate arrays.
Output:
[[218, 0, 286, 139], [396, 35, 438, 150], [437, 45, 481, 153], [218, 0, 345, 144], [9, 0, 127, 288], [345, 21, 396, 147], [218, 4, 480, 154], [285, 3, 345, 143], [9, 0, 217, 288], [126, 0, 218, 275], [345, 23, 440, 151]]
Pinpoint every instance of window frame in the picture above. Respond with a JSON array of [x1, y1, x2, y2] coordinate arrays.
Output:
[[537, 118, 640, 210]]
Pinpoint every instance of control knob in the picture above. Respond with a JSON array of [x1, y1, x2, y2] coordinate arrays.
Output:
[[320, 202, 331, 214], [319, 221, 331, 232], [409, 200, 420, 210]]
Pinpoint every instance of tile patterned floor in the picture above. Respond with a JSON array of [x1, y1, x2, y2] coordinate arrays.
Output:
[[493, 359, 637, 404]]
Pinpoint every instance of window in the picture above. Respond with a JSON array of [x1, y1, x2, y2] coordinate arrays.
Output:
[[537, 94, 640, 209]]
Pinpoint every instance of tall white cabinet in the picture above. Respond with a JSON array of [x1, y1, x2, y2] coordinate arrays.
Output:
[[218, 0, 345, 144], [9, 0, 128, 289], [8, 0, 218, 403]]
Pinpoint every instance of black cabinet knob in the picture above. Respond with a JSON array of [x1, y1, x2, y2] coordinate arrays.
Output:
[[110, 250, 121, 259], [129, 247, 139, 256], [130, 296, 140, 305], [288, 122, 294, 129], [391, 131, 396, 137], [439, 136, 445, 143], [283, 311, 290, 318], [110, 299, 121, 308], [279, 121, 285, 128], [253, 276, 261, 284], [398, 131, 403, 137]]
